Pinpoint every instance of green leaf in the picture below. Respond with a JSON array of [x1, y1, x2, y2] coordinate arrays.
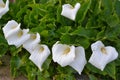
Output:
[[104, 62, 116, 80], [10, 56, 21, 78], [0, 43, 8, 57], [40, 30, 49, 38], [86, 62, 116, 79], [90, 0, 102, 15], [102, 0, 114, 15], [9, 46, 22, 56], [86, 63, 107, 75], [105, 24, 120, 40], [105, 13, 119, 27], [88, 74, 98, 80], [0, 34, 8, 57], [57, 26, 71, 34], [60, 34, 71, 44], [96, 27, 106, 40], [40, 0, 49, 4], [70, 27, 97, 39], [76, 0, 91, 23], [26, 66, 37, 80], [73, 37, 90, 49], [42, 57, 52, 71], [115, 0, 120, 18]]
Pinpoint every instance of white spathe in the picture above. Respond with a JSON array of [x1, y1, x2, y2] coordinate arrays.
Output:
[[69, 46, 87, 75], [61, 3, 80, 21], [6, 29, 30, 47], [0, 0, 9, 18], [89, 41, 118, 71], [23, 33, 40, 54], [52, 41, 75, 67], [2, 20, 21, 38], [29, 44, 50, 71]]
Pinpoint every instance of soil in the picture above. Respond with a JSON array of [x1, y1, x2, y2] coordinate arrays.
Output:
[[0, 55, 27, 80]]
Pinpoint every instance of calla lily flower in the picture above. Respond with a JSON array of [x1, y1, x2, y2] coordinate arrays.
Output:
[[52, 42, 87, 74], [89, 41, 118, 71], [52, 41, 75, 67], [61, 3, 80, 21], [23, 33, 40, 54], [0, 0, 9, 18], [6, 29, 30, 47], [69, 46, 87, 75], [29, 44, 50, 71], [2, 20, 21, 38]]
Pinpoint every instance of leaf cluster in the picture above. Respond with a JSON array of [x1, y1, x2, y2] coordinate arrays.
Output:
[[0, 0, 120, 80]]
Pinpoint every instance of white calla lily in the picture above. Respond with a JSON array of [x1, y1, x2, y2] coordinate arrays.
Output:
[[29, 44, 50, 71], [52, 41, 75, 67], [0, 0, 9, 18], [69, 46, 87, 75], [61, 3, 80, 21], [89, 41, 118, 71], [2, 20, 21, 38], [6, 29, 30, 47], [23, 33, 40, 54]]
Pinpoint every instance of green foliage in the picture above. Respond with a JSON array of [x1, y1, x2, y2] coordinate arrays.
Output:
[[0, 0, 120, 80], [0, 32, 8, 57]]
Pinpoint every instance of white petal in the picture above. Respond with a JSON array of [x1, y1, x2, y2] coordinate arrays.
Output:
[[29, 44, 50, 71], [0, 0, 5, 5], [0, 0, 9, 18], [91, 41, 104, 51], [89, 41, 118, 71], [104, 46, 118, 64], [2, 20, 21, 38], [23, 33, 40, 54], [69, 46, 87, 75], [61, 3, 80, 21], [52, 41, 75, 67], [6, 29, 30, 47]]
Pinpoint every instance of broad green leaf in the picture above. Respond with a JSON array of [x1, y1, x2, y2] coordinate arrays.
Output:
[[96, 27, 106, 40], [105, 24, 120, 40], [76, 0, 91, 23], [0, 34, 8, 57], [105, 13, 119, 27], [104, 62, 116, 80], [38, 70, 51, 80], [72, 37, 90, 49], [102, 0, 114, 15], [40, 30, 49, 38], [0, 43, 8, 57], [57, 26, 71, 34], [87, 62, 116, 79], [9, 46, 22, 56], [16, 6, 28, 22], [40, 0, 49, 3], [26, 66, 37, 80], [70, 27, 97, 39], [115, 0, 120, 18], [86, 63, 107, 75], [42, 57, 52, 71], [10, 56, 21, 78], [90, 0, 102, 15], [88, 74, 98, 80], [60, 34, 71, 44]]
